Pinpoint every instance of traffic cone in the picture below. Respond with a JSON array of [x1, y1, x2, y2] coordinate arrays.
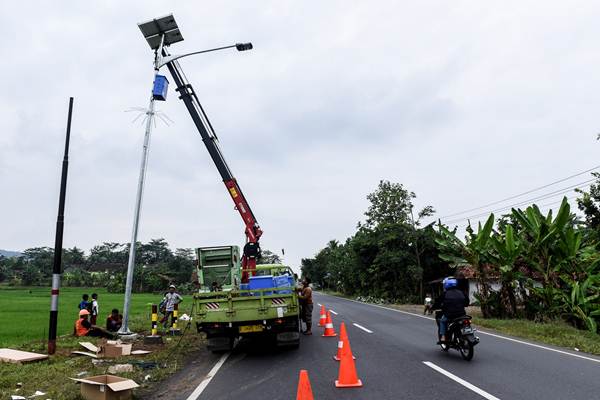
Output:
[[318, 305, 327, 327], [322, 311, 337, 337], [296, 370, 314, 400], [334, 322, 355, 361], [335, 332, 363, 388]]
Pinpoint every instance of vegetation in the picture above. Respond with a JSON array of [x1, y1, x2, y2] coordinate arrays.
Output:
[[0, 287, 166, 347], [301, 180, 451, 303], [0, 239, 196, 293], [305, 176, 600, 341]]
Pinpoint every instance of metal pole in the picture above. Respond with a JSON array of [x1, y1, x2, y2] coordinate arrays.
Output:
[[119, 92, 156, 334], [120, 35, 165, 335], [48, 97, 74, 354]]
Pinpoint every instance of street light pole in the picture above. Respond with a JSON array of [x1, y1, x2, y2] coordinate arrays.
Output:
[[119, 36, 165, 335]]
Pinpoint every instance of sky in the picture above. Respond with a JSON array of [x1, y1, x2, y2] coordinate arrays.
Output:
[[1, 2, 599, 270]]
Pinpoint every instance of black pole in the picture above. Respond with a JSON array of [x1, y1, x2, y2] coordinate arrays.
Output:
[[48, 97, 73, 355]]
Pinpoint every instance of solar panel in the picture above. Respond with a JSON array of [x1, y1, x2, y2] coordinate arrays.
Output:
[[138, 14, 184, 49]]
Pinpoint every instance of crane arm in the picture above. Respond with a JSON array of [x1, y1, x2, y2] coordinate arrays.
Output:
[[163, 52, 262, 282]]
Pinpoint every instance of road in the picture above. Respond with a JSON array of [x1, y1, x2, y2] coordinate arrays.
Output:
[[169, 292, 600, 400]]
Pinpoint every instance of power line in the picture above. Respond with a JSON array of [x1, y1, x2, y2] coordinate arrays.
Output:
[[438, 164, 600, 220], [441, 180, 592, 225]]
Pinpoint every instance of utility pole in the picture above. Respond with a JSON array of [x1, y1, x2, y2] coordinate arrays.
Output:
[[410, 206, 423, 300], [48, 97, 74, 355]]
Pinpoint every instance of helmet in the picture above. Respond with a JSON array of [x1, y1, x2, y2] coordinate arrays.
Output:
[[169, 284, 176, 289], [79, 309, 90, 317], [443, 277, 458, 291]]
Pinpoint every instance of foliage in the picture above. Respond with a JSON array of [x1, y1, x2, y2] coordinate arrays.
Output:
[[437, 197, 600, 334], [302, 180, 446, 303], [0, 239, 196, 293]]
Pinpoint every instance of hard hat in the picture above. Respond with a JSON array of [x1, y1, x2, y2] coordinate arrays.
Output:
[[169, 284, 176, 289], [79, 309, 90, 316], [443, 277, 458, 291]]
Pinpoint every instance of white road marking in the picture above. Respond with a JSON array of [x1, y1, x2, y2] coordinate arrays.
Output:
[[317, 303, 322, 307], [317, 292, 600, 364], [423, 361, 501, 400], [352, 323, 373, 333], [329, 309, 338, 315], [186, 352, 230, 400]]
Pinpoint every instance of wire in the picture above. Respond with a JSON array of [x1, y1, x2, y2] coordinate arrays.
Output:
[[438, 164, 600, 219], [441, 181, 592, 225]]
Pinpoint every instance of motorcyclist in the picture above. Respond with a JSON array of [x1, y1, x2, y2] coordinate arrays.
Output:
[[432, 277, 470, 343]]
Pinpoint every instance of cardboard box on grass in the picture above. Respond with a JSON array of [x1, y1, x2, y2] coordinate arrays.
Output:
[[71, 374, 138, 400], [99, 340, 132, 358]]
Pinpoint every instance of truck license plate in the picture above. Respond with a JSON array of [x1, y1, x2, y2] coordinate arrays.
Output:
[[239, 325, 264, 333]]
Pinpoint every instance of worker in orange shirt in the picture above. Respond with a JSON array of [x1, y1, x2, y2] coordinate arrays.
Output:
[[74, 309, 113, 338]]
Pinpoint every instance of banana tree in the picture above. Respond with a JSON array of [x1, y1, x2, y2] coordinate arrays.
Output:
[[491, 224, 523, 317], [436, 214, 496, 317]]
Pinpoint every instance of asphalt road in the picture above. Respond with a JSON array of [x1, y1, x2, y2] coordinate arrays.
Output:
[[176, 292, 600, 400]]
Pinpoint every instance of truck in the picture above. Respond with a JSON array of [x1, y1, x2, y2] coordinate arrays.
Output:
[[148, 29, 301, 351], [193, 246, 300, 351]]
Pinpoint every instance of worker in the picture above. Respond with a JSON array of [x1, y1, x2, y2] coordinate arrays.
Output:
[[297, 278, 313, 335], [160, 284, 183, 328], [106, 308, 123, 332], [90, 293, 99, 325], [74, 309, 114, 338]]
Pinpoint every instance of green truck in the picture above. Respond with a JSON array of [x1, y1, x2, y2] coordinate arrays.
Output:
[[193, 246, 301, 351]]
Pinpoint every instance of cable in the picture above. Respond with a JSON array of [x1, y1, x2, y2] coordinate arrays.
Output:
[[441, 181, 592, 225], [438, 164, 600, 219]]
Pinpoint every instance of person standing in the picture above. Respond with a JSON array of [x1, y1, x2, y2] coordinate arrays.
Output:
[[160, 284, 183, 328], [297, 278, 313, 335], [78, 294, 89, 311], [90, 293, 99, 325]]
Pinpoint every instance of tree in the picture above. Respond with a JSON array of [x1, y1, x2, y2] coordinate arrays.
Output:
[[257, 249, 282, 264], [362, 180, 414, 228], [576, 172, 600, 232]]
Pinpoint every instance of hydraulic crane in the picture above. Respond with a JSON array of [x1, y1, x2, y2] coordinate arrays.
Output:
[[163, 53, 262, 283], [137, 15, 262, 284]]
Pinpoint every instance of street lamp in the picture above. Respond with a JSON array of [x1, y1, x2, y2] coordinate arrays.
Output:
[[118, 14, 252, 335]]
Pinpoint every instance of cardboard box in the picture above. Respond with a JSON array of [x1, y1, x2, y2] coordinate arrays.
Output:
[[71, 375, 138, 400], [99, 342, 132, 358]]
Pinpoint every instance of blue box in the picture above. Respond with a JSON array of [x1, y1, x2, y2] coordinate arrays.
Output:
[[152, 75, 169, 101], [239, 283, 250, 296], [249, 275, 274, 295], [272, 275, 293, 294]]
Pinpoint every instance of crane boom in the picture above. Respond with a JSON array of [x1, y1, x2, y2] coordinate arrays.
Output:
[[163, 51, 262, 282]]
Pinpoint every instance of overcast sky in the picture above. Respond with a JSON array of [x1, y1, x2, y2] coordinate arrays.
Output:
[[1, 2, 599, 269]]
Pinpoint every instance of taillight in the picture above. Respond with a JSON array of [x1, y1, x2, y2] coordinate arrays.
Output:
[[463, 320, 471, 326]]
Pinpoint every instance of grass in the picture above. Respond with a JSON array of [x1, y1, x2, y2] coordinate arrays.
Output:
[[471, 317, 600, 355], [0, 287, 169, 347], [0, 286, 204, 399]]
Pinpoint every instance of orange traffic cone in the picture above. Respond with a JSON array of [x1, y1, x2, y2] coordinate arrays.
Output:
[[318, 305, 327, 327], [322, 311, 337, 337], [335, 332, 363, 388], [334, 322, 355, 361], [296, 370, 315, 400]]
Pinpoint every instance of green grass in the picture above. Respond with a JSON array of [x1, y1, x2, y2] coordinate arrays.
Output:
[[0, 286, 203, 399], [0, 287, 172, 347], [472, 317, 600, 356]]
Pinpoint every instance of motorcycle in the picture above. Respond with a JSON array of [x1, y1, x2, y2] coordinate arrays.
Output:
[[435, 311, 480, 361]]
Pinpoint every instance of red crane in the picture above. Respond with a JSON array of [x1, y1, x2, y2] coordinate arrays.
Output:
[[163, 50, 262, 283]]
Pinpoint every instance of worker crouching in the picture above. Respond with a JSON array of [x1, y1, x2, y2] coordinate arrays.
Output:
[[74, 309, 115, 338]]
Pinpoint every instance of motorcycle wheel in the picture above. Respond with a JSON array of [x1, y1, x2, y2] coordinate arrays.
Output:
[[459, 338, 474, 361]]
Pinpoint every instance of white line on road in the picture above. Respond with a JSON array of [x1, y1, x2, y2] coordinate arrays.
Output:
[[352, 323, 373, 333], [317, 303, 322, 307], [186, 352, 230, 400], [318, 292, 600, 364], [329, 309, 338, 315], [423, 361, 501, 400]]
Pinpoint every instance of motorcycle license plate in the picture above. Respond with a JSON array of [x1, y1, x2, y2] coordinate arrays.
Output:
[[461, 326, 474, 334], [239, 324, 264, 333]]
